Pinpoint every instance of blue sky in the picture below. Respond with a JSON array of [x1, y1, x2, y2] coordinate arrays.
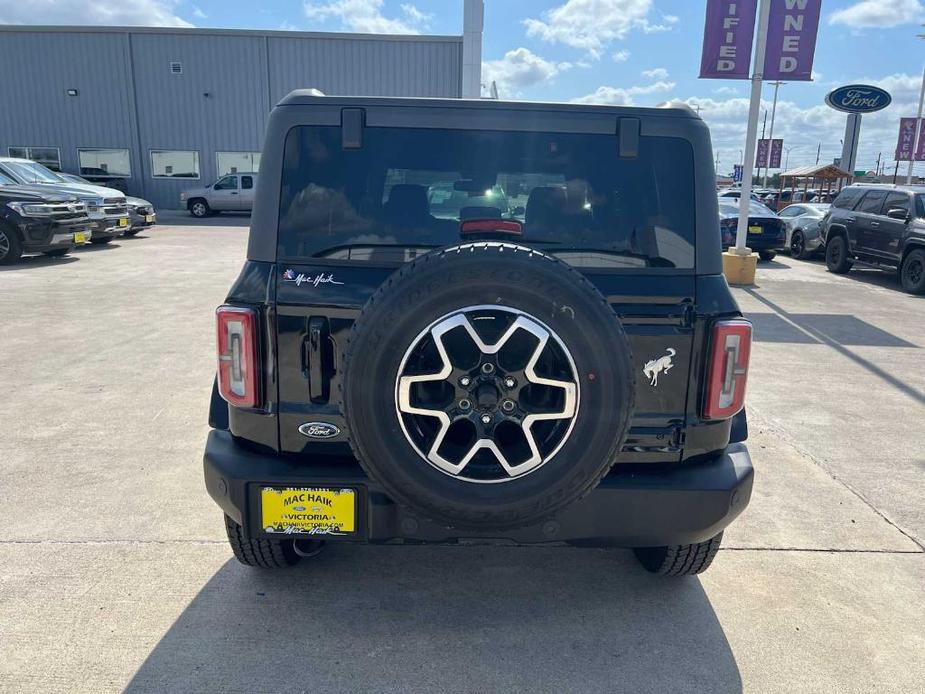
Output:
[[2, 0, 924, 174]]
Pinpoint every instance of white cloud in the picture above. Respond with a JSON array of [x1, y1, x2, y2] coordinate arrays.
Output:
[[524, 0, 673, 59], [642, 67, 668, 80], [612, 49, 630, 63], [571, 80, 676, 106], [191, 5, 206, 19], [304, 0, 429, 34], [675, 73, 925, 172], [713, 86, 738, 95], [0, 0, 192, 26], [830, 0, 924, 28], [482, 47, 572, 98]]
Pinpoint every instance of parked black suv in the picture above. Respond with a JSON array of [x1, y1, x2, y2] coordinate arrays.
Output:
[[203, 93, 755, 576], [0, 175, 91, 264], [821, 184, 925, 294]]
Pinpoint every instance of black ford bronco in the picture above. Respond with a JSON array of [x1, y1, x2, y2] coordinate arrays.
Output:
[[204, 92, 754, 576]]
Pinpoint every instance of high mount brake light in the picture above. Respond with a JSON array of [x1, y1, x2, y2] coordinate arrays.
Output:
[[460, 219, 523, 236], [216, 305, 259, 408], [703, 319, 752, 420]]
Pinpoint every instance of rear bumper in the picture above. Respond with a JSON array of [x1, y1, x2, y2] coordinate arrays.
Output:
[[203, 429, 754, 547]]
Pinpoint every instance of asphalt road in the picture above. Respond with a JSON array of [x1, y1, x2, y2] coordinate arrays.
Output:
[[1, 219, 923, 693]]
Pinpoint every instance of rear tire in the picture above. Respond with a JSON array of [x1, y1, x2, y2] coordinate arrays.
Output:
[[224, 515, 301, 568], [189, 199, 211, 218], [633, 532, 723, 576], [758, 250, 776, 262], [825, 235, 853, 274], [0, 227, 23, 265], [900, 248, 925, 295], [790, 230, 808, 259]]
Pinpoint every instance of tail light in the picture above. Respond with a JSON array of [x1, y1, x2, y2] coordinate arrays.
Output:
[[720, 218, 736, 246], [216, 305, 259, 408], [703, 319, 752, 420]]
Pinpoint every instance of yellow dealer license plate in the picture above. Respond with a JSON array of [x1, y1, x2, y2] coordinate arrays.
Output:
[[145, 214, 155, 223], [749, 225, 763, 234], [73, 231, 88, 244], [119, 217, 128, 227], [261, 487, 355, 536]]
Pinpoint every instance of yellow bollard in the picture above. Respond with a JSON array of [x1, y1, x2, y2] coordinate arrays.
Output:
[[722, 250, 758, 286]]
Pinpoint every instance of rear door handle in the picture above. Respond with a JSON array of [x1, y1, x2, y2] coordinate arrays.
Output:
[[844, 217, 855, 222], [870, 221, 879, 227]]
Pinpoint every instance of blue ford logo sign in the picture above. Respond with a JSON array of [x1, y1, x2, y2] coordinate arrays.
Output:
[[825, 85, 891, 114], [299, 422, 341, 439]]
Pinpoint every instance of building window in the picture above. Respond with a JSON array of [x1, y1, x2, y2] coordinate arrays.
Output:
[[9, 146, 61, 171], [216, 151, 261, 176], [151, 150, 200, 179], [77, 148, 131, 178]]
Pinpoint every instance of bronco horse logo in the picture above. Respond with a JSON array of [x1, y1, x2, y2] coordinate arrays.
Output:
[[642, 348, 676, 387]]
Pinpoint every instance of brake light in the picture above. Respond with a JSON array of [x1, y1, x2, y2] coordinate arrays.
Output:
[[460, 219, 523, 235], [216, 305, 259, 408], [703, 319, 752, 420]]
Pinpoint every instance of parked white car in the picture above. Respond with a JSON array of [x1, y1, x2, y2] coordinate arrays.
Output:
[[180, 173, 257, 217], [778, 203, 830, 259]]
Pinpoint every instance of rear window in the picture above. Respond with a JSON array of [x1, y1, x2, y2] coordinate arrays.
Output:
[[278, 126, 696, 269], [831, 187, 864, 209]]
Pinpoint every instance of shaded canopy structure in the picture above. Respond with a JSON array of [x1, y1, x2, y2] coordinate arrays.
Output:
[[771, 163, 852, 210]]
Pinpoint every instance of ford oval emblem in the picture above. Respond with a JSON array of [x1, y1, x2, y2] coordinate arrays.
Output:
[[299, 422, 341, 439], [825, 84, 891, 114]]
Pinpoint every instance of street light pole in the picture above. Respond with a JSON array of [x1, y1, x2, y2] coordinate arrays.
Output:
[[762, 81, 785, 188], [734, 0, 772, 256]]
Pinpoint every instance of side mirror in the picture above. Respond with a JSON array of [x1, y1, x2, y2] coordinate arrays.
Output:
[[513, 206, 526, 216], [886, 207, 909, 221]]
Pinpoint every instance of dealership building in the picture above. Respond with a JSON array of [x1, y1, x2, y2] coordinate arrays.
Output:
[[0, 8, 482, 209]]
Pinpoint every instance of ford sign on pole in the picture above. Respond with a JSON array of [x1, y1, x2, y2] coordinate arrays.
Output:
[[825, 85, 892, 114], [825, 84, 892, 176]]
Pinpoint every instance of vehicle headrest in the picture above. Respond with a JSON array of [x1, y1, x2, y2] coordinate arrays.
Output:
[[525, 186, 568, 227], [383, 184, 431, 225]]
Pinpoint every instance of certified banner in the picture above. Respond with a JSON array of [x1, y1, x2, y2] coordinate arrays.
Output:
[[764, 0, 822, 81], [700, 0, 758, 80], [756, 139, 770, 167]]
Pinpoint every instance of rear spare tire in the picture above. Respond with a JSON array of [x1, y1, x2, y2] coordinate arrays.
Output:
[[341, 242, 635, 531]]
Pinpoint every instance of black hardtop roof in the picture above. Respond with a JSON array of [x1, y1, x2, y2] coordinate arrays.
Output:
[[277, 90, 701, 120]]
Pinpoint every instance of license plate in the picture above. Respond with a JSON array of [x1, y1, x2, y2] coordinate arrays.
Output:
[[73, 231, 88, 244], [748, 225, 763, 234], [118, 217, 128, 227], [260, 487, 356, 535], [145, 214, 155, 223]]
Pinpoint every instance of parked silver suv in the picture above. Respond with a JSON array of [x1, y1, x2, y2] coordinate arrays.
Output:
[[180, 173, 257, 217], [0, 158, 129, 244]]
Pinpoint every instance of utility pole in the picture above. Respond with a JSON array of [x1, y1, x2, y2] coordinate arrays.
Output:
[[816, 142, 821, 164], [758, 109, 768, 186], [875, 152, 881, 178], [784, 146, 794, 170], [762, 81, 784, 188]]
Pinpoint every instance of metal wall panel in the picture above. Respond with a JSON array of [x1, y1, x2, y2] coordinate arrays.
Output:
[[130, 32, 270, 208], [0, 27, 463, 209], [268, 36, 463, 103], [0, 31, 138, 190]]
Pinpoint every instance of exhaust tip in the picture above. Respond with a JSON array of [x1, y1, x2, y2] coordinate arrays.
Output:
[[293, 538, 325, 558]]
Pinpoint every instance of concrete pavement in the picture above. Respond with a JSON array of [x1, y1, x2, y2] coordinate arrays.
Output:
[[0, 225, 922, 693]]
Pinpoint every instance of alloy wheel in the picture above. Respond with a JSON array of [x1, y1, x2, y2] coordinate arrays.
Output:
[[791, 232, 804, 258], [0, 231, 9, 260], [395, 305, 579, 483]]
